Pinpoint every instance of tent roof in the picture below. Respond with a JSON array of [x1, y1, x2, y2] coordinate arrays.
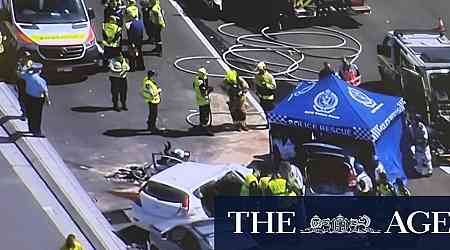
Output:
[[268, 74, 405, 142]]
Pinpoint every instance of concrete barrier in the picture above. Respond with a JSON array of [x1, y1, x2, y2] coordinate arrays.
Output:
[[0, 83, 127, 250]]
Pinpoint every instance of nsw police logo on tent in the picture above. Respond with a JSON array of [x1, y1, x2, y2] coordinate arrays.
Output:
[[287, 81, 316, 102], [349, 87, 384, 113], [313, 89, 338, 114]]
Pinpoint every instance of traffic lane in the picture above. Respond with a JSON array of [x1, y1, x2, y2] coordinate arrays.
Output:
[[42, 0, 246, 211], [191, 1, 450, 195]]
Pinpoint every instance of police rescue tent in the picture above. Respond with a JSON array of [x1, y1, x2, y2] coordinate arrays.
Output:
[[268, 74, 408, 182]]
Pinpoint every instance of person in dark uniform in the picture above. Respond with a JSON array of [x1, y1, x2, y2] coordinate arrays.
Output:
[[127, 17, 145, 71], [15, 50, 33, 119], [20, 62, 49, 136]]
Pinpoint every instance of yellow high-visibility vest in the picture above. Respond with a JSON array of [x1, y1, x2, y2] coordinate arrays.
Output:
[[102, 23, 122, 47], [141, 76, 161, 104]]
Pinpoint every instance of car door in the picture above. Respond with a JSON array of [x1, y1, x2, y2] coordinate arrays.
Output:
[[378, 37, 399, 85]]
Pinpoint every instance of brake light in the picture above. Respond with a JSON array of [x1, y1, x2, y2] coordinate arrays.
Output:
[[182, 195, 189, 211], [16, 28, 33, 44], [351, 0, 364, 6]]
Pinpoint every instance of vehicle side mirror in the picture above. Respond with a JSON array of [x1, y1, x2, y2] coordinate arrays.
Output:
[[88, 8, 95, 20]]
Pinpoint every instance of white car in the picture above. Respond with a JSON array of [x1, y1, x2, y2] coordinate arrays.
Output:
[[129, 162, 252, 231], [146, 218, 258, 250]]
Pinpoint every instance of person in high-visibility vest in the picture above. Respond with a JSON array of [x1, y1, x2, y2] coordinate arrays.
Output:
[[193, 67, 213, 131], [141, 70, 161, 132], [259, 175, 271, 196], [143, 0, 165, 56], [337, 57, 361, 86], [61, 234, 83, 250], [240, 174, 261, 196], [267, 174, 295, 196], [109, 55, 130, 111], [102, 15, 122, 61], [394, 178, 411, 196], [223, 70, 249, 131], [294, 0, 313, 9], [124, 0, 139, 23], [376, 172, 396, 196], [254, 62, 277, 113]]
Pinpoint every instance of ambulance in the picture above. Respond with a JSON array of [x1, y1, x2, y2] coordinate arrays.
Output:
[[0, 0, 102, 74]]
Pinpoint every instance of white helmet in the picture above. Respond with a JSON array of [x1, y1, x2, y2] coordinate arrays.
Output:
[[256, 61, 267, 71], [173, 149, 186, 159]]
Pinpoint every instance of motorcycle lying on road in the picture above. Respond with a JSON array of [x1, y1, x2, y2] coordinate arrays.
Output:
[[105, 141, 191, 184]]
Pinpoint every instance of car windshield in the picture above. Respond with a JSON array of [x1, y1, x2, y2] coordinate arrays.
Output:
[[13, 0, 87, 24], [430, 72, 450, 102], [143, 181, 187, 203]]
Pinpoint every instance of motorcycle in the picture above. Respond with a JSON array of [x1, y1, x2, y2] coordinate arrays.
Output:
[[105, 141, 191, 183]]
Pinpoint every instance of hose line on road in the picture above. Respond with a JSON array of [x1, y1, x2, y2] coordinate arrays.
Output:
[[174, 23, 362, 127], [174, 23, 362, 82]]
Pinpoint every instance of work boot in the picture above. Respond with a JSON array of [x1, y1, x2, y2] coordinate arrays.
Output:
[[113, 105, 121, 112], [232, 121, 240, 131]]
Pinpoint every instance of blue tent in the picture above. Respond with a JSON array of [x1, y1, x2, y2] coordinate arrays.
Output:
[[268, 74, 408, 182]]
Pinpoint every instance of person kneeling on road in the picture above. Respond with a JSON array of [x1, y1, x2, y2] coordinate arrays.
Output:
[[141, 70, 161, 132], [193, 67, 213, 133], [223, 70, 249, 131], [109, 55, 130, 111]]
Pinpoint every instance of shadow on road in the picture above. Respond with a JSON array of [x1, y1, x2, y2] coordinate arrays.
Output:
[[116, 225, 149, 247], [71, 106, 114, 113], [45, 74, 89, 85], [103, 124, 266, 138], [0, 136, 13, 143], [103, 128, 213, 138]]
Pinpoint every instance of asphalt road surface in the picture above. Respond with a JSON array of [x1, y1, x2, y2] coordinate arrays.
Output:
[[40, 0, 450, 217], [41, 0, 270, 212]]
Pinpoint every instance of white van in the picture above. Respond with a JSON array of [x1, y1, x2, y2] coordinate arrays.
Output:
[[0, 0, 102, 74]]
